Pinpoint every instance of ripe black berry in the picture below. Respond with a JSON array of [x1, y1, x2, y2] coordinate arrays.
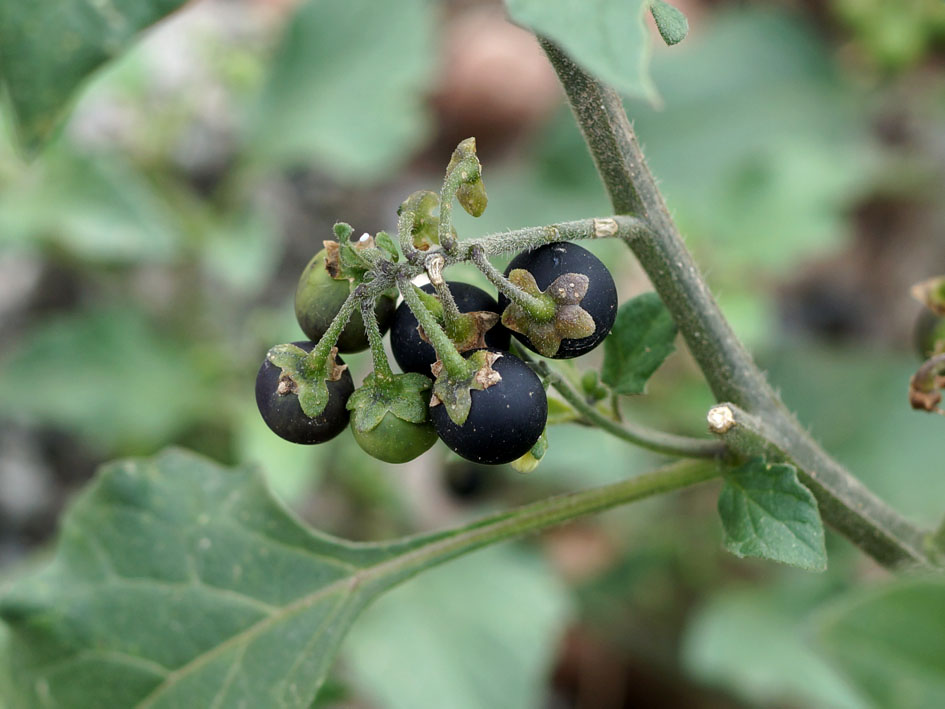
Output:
[[255, 341, 353, 444], [295, 249, 396, 353], [430, 349, 547, 465], [499, 242, 617, 358], [390, 281, 511, 376]]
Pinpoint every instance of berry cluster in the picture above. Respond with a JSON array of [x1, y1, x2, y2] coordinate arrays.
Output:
[[255, 140, 617, 466]]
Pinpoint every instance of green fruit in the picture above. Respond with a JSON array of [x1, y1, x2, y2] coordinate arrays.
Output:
[[914, 308, 945, 360], [295, 249, 396, 353], [350, 412, 437, 464]]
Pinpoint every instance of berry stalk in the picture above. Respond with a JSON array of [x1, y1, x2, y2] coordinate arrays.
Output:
[[398, 276, 471, 381], [470, 246, 556, 321]]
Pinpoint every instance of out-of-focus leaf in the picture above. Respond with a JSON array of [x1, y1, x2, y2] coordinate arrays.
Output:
[[201, 209, 282, 296], [0, 308, 216, 451], [0, 0, 190, 152], [718, 459, 827, 571], [817, 578, 945, 708], [765, 345, 945, 525], [0, 147, 182, 263], [505, 0, 654, 100], [683, 587, 867, 709], [343, 546, 571, 709], [248, 0, 434, 181], [632, 10, 873, 270], [601, 292, 677, 395], [232, 402, 327, 504]]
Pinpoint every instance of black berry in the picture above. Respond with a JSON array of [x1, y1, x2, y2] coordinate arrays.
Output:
[[255, 341, 354, 444]]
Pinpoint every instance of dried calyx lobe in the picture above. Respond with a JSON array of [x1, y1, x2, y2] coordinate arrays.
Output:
[[391, 281, 511, 375], [255, 341, 354, 444], [498, 242, 617, 359], [430, 348, 547, 465]]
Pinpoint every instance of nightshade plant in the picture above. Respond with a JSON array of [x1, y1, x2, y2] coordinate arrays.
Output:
[[1, 1, 944, 708]]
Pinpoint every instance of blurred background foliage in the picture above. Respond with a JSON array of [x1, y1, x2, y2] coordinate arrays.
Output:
[[1, 0, 945, 706]]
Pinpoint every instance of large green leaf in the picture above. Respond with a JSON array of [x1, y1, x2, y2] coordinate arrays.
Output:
[[504, 0, 655, 100], [817, 578, 945, 708], [0, 308, 217, 451], [0, 0, 189, 152], [0, 449, 557, 707], [248, 0, 434, 181], [601, 292, 678, 395], [717, 458, 827, 571], [0, 147, 184, 263], [343, 546, 571, 709], [683, 587, 867, 709]]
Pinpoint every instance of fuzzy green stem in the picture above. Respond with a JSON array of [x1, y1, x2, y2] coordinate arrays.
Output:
[[470, 247, 556, 321], [398, 277, 470, 380], [541, 38, 933, 569], [309, 287, 362, 367], [361, 298, 393, 382], [521, 349, 724, 460], [396, 205, 424, 265], [439, 156, 477, 254], [707, 403, 932, 569], [366, 458, 722, 588]]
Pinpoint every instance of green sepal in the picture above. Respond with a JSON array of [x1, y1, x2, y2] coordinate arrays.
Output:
[[447, 138, 488, 217], [347, 372, 432, 433], [501, 270, 595, 357], [398, 190, 443, 251], [411, 284, 499, 354], [333, 222, 355, 242], [510, 429, 549, 474], [325, 224, 396, 282], [650, 0, 689, 47], [431, 350, 502, 426], [373, 231, 400, 262], [266, 343, 347, 419]]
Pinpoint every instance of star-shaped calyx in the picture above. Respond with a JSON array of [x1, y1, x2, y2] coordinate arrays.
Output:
[[500, 270, 596, 357], [266, 344, 348, 418], [346, 372, 432, 433], [429, 350, 503, 426]]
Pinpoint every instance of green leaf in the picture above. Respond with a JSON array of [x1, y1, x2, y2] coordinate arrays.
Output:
[[683, 587, 867, 709], [343, 547, 571, 709], [0, 449, 540, 708], [0, 0, 189, 153], [817, 578, 945, 708], [718, 458, 827, 571], [0, 308, 217, 451], [601, 292, 678, 395], [0, 147, 184, 264], [650, 0, 689, 46], [505, 0, 655, 100], [248, 0, 434, 181]]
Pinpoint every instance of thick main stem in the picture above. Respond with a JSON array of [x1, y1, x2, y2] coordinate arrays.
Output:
[[541, 39, 932, 569]]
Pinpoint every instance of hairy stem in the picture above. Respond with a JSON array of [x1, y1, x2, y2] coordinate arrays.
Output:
[[470, 247, 555, 320], [309, 287, 362, 366], [398, 277, 470, 380], [360, 298, 393, 382], [550, 367, 725, 460], [514, 344, 724, 459], [541, 38, 932, 569], [368, 458, 721, 587]]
